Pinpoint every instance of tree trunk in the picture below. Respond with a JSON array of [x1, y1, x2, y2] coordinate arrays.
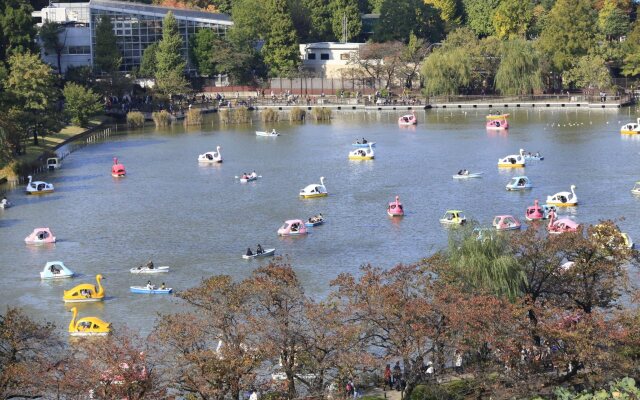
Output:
[[32, 131, 38, 146], [57, 51, 62, 75]]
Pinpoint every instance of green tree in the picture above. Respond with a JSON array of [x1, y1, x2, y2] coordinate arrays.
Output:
[[230, 0, 268, 45], [63, 83, 102, 127], [329, 0, 362, 42], [537, 0, 598, 72], [421, 46, 472, 95], [492, 0, 534, 39], [564, 55, 612, 91], [190, 29, 217, 76], [622, 21, 640, 76], [495, 38, 543, 95], [262, 0, 300, 77], [139, 43, 158, 78], [94, 15, 121, 74], [375, 0, 443, 42], [155, 11, 189, 96], [39, 21, 66, 75], [461, 0, 499, 37], [6, 52, 62, 145], [303, 0, 333, 41], [598, 0, 629, 40], [424, 0, 461, 23], [0, 0, 36, 60]]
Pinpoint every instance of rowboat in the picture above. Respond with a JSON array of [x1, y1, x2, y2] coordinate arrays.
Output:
[[130, 286, 172, 294], [130, 266, 170, 274], [242, 248, 276, 259], [352, 141, 376, 148], [305, 215, 324, 227], [256, 130, 279, 137], [452, 172, 483, 179]]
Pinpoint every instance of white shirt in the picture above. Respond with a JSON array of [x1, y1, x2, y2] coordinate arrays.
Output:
[[249, 392, 258, 400]]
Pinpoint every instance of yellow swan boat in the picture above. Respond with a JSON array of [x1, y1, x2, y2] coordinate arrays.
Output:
[[63, 274, 105, 302], [68, 306, 110, 336]]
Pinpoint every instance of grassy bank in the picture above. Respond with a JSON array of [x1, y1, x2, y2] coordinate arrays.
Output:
[[0, 117, 106, 182]]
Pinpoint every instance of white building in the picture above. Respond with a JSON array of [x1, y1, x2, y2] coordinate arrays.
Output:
[[299, 42, 363, 79]]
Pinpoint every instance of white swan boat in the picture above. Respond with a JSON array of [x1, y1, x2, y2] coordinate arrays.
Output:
[[25, 176, 54, 195], [497, 154, 525, 168], [256, 129, 279, 137], [198, 146, 223, 163], [348, 144, 375, 160], [621, 118, 640, 135], [631, 182, 640, 195], [242, 248, 276, 259], [299, 177, 328, 198], [546, 185, 578, 207], [130, 266, 170, 274]]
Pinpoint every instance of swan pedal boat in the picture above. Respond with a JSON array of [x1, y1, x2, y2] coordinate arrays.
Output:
[[620, 118, 640, 135], [40, 261, 74, 279], [68, 307, 110, 337], [256, 130, 279, 137], [198, 146, 223, 163], [348, 144, 374, 160], [299, 177, 328, 198], [130, 286, 172, 294], [486, 112, 510, 120], [130, 266, 170, 274], [546, 185, 578, 207], [278, 219, 308, 236], [493, 215, 521, 231], [506, 176, 533, 191], [497, 154, 525, 168], [452, 172, 483, 179], [387, 196, 404, 217], [352, 141, 376, 148], [111, 157, 126, 177], [25, 175, 54, 194], [242, 248, 276, 259], [486, 119, 508, 130], [25, 227, 56, 244], [440, 210, 466, 225], [525, 200, 544, 221], [398, 111, 417, 126], [63, 274, 105, 302], [631, 182, 640, 195], [547, 211, 580, 234]]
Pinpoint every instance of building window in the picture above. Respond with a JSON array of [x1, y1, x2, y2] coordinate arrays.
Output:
[[320, 53, 330, 60], [307, 53, 316, 60], [340, 53, 350, 60], [67, 46, 90, 55]]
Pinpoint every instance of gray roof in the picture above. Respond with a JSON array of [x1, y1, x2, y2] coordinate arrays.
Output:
[[90, 0, 233, 25]]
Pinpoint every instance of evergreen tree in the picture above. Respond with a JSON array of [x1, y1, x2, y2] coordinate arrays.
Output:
[[375, 0, 443, 43], [537, 0, 598, 72], [0, 0, 36, 60], [39, 21, 66, 74], [190, 29, 217, 76], [139, 43, 158, 78], [495, 39, 543, 95], [155, 11, 189, 95], [262, 0, 300, 77], [302, 0, 334, 41], [329, 0, 362, 42], [94, 15, 121, 74]]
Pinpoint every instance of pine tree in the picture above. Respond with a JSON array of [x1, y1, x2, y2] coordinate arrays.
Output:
[[262, 0, 300, 77], [329, 0, 361, 42], [155, 12, 189, 95], [94, 15, 121, 74]]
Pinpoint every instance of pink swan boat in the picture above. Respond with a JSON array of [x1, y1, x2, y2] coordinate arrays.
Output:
[[547, 210, 580, 234], [111, 157, 126, 177], [25, 227, 56, 244], [398, 111, 417, 126], [486, 118, 509, 130], [387, 196, 404, 217], [525, 200, 544, 221], [277, 219, 308, 236], [492, 215, 521, 231]]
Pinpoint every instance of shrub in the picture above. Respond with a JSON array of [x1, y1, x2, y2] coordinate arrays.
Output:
[[152, 110, 172, 127], [184, 108, 202, 126], [220, 107, 251, 124], [262, 108, 279, 122], [410, 380, 477, 400], [289, 107, 306, 122], [126, 111, 145, 128], [311, 107, 331, 121]]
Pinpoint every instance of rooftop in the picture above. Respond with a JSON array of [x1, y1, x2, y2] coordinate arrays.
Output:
[[89, 0, 233, 24]]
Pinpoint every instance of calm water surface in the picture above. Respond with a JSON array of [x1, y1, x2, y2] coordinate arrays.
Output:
[[1, 108, 639, 334]]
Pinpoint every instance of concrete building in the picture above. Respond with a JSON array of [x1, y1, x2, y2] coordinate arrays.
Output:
[[33, 0, 232, 74], [299, 42, 364, 79]]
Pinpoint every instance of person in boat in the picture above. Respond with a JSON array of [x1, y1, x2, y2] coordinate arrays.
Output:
[[458, 170, 464, 175], [463, 170, 469, 175], [146, 260, 154, 269], [160, 282, 166, 290], [271, 129, 277, 135], [0, 197, 7, 207], [362, 137, 367, 144], [256, 244, 263, 254], [535, 152, 541, 157], [147, 280, 154, 290], [316, 213, 323, 221], [246, 247, 253, 256]]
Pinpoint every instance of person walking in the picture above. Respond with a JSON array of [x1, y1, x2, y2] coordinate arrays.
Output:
[[454, 350, 463, 374], [392, 361, 402, 390], [383, 364, 392, 390]]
